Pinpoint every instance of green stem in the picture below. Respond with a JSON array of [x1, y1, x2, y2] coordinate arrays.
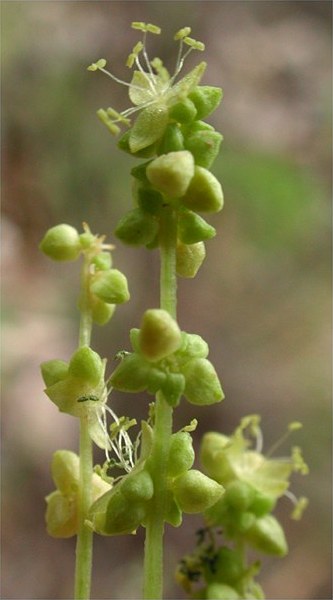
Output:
[[143, 205, 178, 599], [75, 254, 94, 600]]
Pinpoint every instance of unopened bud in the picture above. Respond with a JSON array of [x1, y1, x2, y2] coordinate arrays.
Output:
[[146, 151, 194, 198], [139, 309, 182, 361], [39, 224, 81, 261]]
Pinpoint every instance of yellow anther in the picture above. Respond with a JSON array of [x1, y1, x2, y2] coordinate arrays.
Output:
[[87, 58, 107, 71], [174, 27, 191, 40], [184, 37, 205, 51]]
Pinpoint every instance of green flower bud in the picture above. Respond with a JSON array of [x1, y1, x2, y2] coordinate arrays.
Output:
[[90, 269, 130, 304], [51, 450, 79, 495], [121, 469, 154, 501], [181, 166, 223, 213], [176, 241, 206, 278], [41, 359, 68, 387], [206, 583, 239, 600], [157, 123, 184, 154], [110, 353, 150, 392], [68, 346, 103, 386], [224, 481, 256, 512], [115, 208, 159, 246], [183, 358, 224, 405], [79, 231, 95, 249], [160, 372, 186, 407], [167, 431, 195, 477], [214, 547, 244, 585], [184, 128, 223, 169], [139, 309, 182, 362], [178, 210, 216, 244], [146, 367, 167, 394], [245, 515, 288, 556], [92, 252, 112, 271], [146, 151, 195, 198], [39, 224, 81, 261], [45, 490, 77, 538], [250, 489, 276, 517], [188, 86, 223, 120], [172, 469, 224, 513], [137, 185, 164, 216], [169, 98, 197, 123], [90, 297, 116, 326], [118, 129, 157, 158]]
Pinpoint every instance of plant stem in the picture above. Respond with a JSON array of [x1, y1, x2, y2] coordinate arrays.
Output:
[[75, 255, 94, 600], [143, 205, 178, 599]]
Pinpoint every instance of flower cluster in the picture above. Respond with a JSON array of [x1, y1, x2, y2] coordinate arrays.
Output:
[[177, 415, 309, 599], [89, 22, 224, 278], [110, 308, 224, 407], [88, 420, 224, 536]]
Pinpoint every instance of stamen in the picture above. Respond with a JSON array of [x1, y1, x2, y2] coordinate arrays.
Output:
[[266, 423, 303, 458]]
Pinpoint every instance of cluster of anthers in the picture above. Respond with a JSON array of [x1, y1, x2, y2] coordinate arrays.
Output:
[[88, 22, 206, 136]]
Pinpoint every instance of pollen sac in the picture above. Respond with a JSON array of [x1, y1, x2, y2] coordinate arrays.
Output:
[[68, 346, 104, 386], [176, 241, 206, 279], [138, 309, 182, 362], [245, 515, 288, 556], [183, 357, 224, 405], [172, 469, 224, 513], [181, 166, 224, 213], [188, 85, 223, 120], [90, 269, 130, 304], [178, 209, 216, 244], [115, 208, 159, 246], [146, 151, 195, 198], [167, 431, 195, 477], [39, 224, 81, 262]]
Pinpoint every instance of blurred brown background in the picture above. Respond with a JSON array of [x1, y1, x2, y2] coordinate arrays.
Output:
[[1, 1, 331, 598]]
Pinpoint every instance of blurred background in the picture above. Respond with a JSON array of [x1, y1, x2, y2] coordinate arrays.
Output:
[[1, 1, 331, 598]]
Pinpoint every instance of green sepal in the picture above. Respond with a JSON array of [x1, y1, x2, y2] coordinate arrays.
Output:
[[206, 583, 240, 600], [129, 105, 169, 153], [90, 297, 116, 326], [224, 480, 256, 512], [146, 368, 167, 394], [68, 346, 103, 386], [178, 210, 216, 244], [45, 490, 77, 538], [167, 431, 195, 477], [129, 327, 140, 352], [169, 97, 197, 123], [41, 359, 69, 387], [164, 496, 183, 527], [176, 241, 206, 278], [90, 269, 130, 304], [178, 332, 209, 359], [137, 186, 164, 215], [146, 151, 195, 198], [90, 487, 146, 536], [92, 252, 112, 271], [131, 161, 152, 184], [181, 166, 224, 213], [188, 85, 223, 120], [249, 489, 277, 517], [110, 353, 151, 392], [121, 469, 154, 502], [213, 546, 244, 585], [172, 469, 224, 514], [39, 224, 81, 262], [118, 129, 157, 158], [51, 450, 79, 495], [115, 208, 159, 246], [183, 128, 223, 168], [160, 372, 186, 407], [183, 358, 224, 405], [157, 123, 184, 154], [245, 515, 288, 556]]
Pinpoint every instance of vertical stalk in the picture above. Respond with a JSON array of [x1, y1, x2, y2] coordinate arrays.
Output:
[[143, 205, 177, 599], [75, 255, 94, 600]]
